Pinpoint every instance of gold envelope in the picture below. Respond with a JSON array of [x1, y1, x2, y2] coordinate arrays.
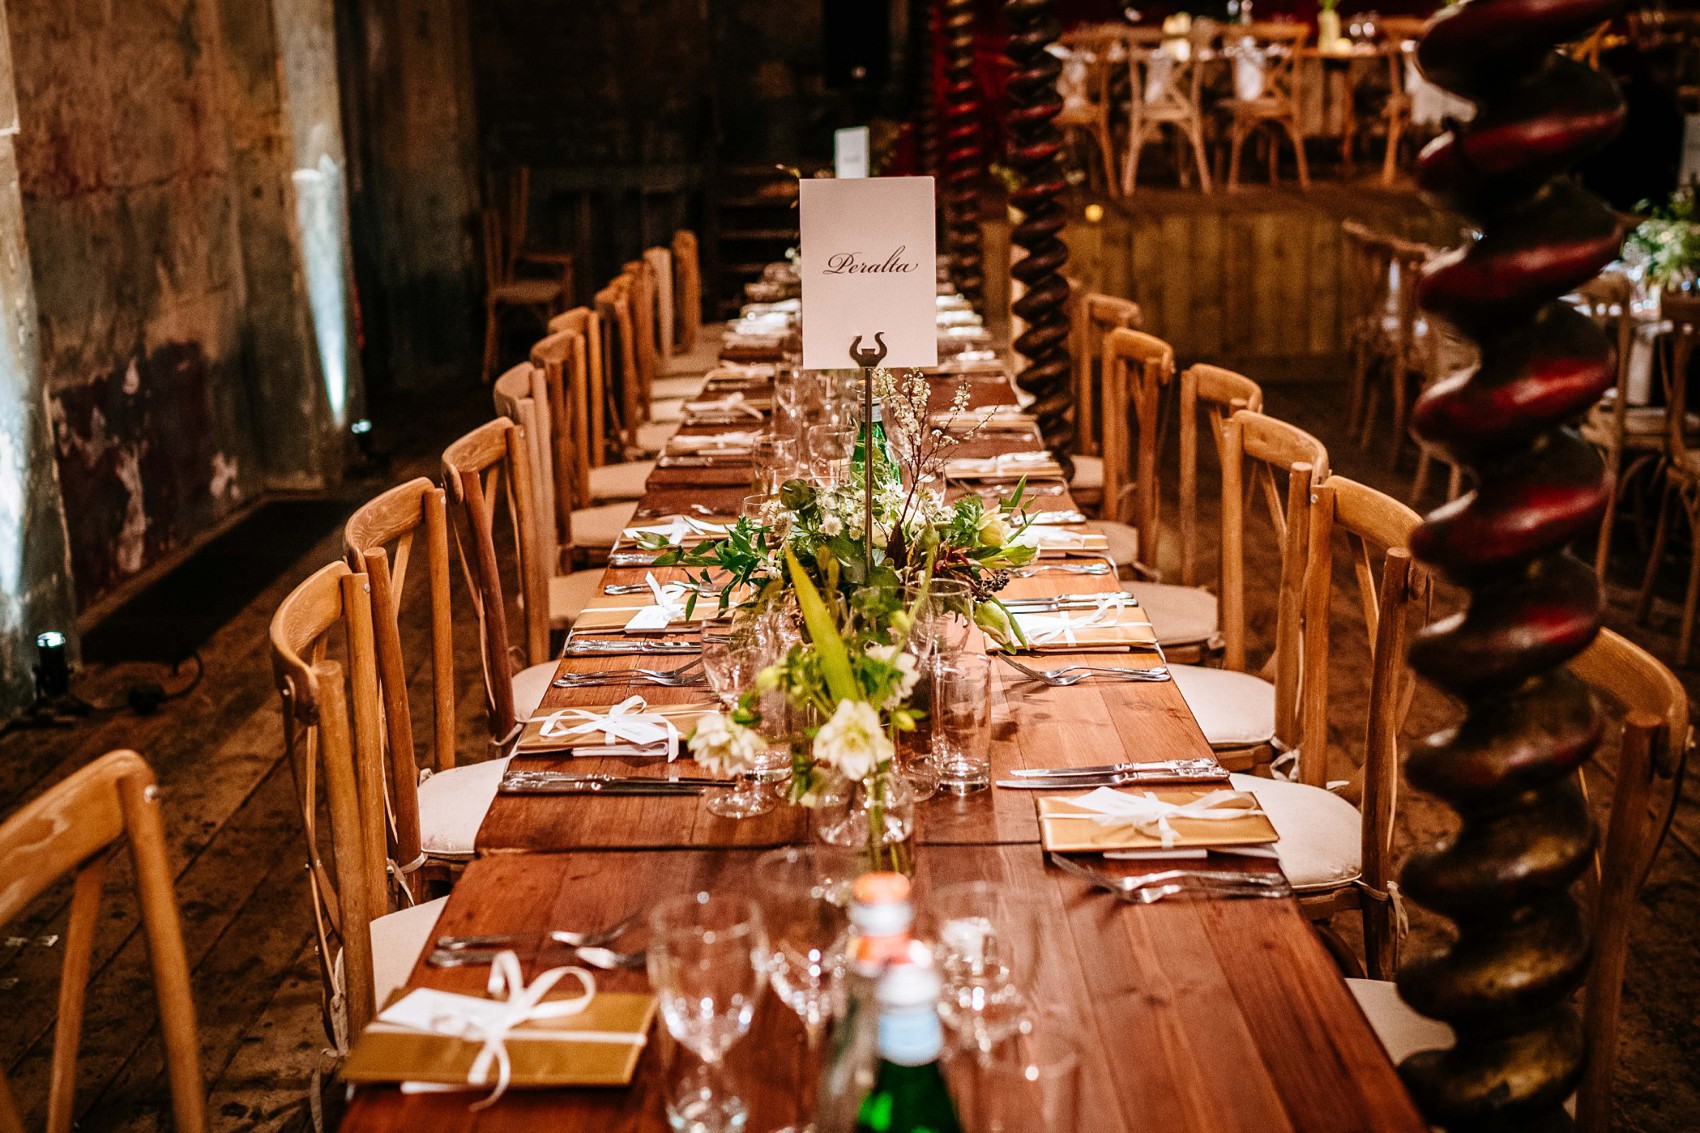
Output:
[[571, 604, 724, 634], [1038, 788, 1279, 853], [1024, 528, 1111, 557], [342, 989, 658, 1088], [991, 608, 1159, 653]]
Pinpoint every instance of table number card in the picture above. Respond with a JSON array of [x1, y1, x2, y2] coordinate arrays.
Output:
[[798, 176, 939, 371]]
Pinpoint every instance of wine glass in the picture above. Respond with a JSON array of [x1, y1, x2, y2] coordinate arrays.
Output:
[[755, 847, 854, 1133], [931, 883, 1048, 1056], [752, 435, 798, 495], [649, 892, 769, 1133], [699, 635, 775, 819], [808, 424, 855, 488]]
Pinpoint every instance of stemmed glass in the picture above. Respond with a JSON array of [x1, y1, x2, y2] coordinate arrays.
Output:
[[700, 634, 776, 818], [752, 435, 798, 496], [755, 847, 855, 1133], [931, 882, 1048, 1057], [649, 893, 769, 1133]]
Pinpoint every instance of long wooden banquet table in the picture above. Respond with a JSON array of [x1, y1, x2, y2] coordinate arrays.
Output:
[[341, 351, 1427, 1132]]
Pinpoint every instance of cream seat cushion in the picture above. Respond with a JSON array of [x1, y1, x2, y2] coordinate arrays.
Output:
[[370, 895, 449, 1012], [512, 662, 556, 722], [636, 421, 680, 453], [1124, 581, 1218, 647], [1085, 520, 1139, 570], [417, 756, 512, 858], [1345, 978, 1456, 1064], [1171, 664, 1275, 748], [589, 461, 654, 501], [653, 376, 702, 399], [1228, 773, 1361, 890], [650, 398, 687, 423], [1070, 454, 1104, 491], [549, 569, 604, 627], [572, 501, 639, 549]]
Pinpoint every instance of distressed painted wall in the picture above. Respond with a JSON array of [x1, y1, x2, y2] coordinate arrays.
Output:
[[0, 0, 76, 715], [8, 0, 349, 611]]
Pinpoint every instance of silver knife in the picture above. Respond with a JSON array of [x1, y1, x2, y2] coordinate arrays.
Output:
[[1008, 758, 1226, 780], [562, 638, 700, 656], [1002, 594, 1137, 612]]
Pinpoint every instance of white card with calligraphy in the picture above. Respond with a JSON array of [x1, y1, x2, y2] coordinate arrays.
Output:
[[798, 176, 939, 371]]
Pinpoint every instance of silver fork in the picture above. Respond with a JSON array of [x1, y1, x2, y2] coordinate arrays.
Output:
[[429, 944, 648, 970], [1049, 853, 1292, 899], [436, 914, 638, 953], [999, 657, 1171, 685], [554, 659, 704, 687]]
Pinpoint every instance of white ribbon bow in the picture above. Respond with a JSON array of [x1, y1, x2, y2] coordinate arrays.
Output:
[[688, 392, 764, 418], [532, 695, 681, 760], [1064, 785, 1263, 849], [671, 430, 759, 453], [1023, 594, 1127, 646]]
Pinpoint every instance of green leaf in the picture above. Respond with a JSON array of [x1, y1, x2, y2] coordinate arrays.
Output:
[[786, 547, 857, 702]]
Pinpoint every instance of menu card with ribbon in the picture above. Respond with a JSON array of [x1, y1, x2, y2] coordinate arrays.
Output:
[[944, 452, 1067, 482], [1039, 786, 1279, 852], [992, 597, 1157, 652], [1012, 526, 1112, 557], [343, 953, 656, 1096], [514, 697, 711, 758]]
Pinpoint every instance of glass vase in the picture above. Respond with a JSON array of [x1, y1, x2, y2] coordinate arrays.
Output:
[[813, 770, 917, 878]]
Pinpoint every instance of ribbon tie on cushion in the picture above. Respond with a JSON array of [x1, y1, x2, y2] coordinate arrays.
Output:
[[1023, 594, 1127, 646], [1063, 785, 1264, 848], [531, 695, 682, 760]]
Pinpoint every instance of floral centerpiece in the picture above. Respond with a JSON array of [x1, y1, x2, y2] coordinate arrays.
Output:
[[1625, 185, 1700, 294], [670, 369, 1042, 869]]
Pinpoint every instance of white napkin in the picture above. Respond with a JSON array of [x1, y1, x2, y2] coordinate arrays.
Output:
[[1013, 527, 1100, 551], [685, 392, 765, 418], [668, 431, 760, 453]]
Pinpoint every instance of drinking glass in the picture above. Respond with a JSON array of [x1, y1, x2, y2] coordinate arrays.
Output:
[[947, 1027, 1082, 1133], [752, 435, 798, 495], [931, 653, 991, 794], [807, 424, 856, 488], [911, 578, 975, 664], [755, 847, 853, 1133], [931, 883, 1049, 1056], [699, 635, 775, 818], [649, 893, 769, 1133]]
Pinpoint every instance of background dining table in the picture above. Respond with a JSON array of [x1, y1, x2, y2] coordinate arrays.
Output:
[[339, 338, 1430, 1132]]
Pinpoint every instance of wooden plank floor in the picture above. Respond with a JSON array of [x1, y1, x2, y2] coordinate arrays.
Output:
[[2, 368, 1697, 1130]]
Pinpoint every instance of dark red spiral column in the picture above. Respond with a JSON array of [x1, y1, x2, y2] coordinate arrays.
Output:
[[942, 0, 983, 306], [1399, 0, 1626, 1126], [1004, 0, 1074, 468]]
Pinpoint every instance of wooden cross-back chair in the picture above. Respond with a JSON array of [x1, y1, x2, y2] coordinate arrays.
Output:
[[1348, 627, 1689, 1131], [270, 561, 391, 1042], [1069, 289, 1142, 461], [645, 246, 676, 359], [1100, 327, 1176, 565], [1177, 362, 1264, 588], [344, 478, 458, 795], [0, 751, 206, 1133], [1375, 19, 1428, 185], [673, 229, 702, 352], [1360, 235, 1435, 467], [1220, 23, 1311, 190], [549, 306, 608, 469], [597, 277, 642, 454], [1637, 295, 1700, 663], [1340, 221, 1397, 438], [494, 165, 576, 303], [480, 207, 564, 386], [494, 360, 565, 577], [1575, 272, 1652, 578], [1125, 37, 1213, 193], [1055, 25, 1124, 194], [536, 323, 658, 507], [1299, 475, 1427, 979], [443, 418, 550, 744], [623, 260, 660, 419]]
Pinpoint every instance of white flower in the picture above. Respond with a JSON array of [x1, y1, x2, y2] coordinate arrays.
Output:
[[977, 510, 1010, 548], [822, 514, 843, 537], [688, 712, 762, 775], [813, 699, 892, 782], [864, 643, 920, 707]]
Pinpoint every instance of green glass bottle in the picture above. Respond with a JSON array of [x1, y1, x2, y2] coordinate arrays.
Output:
[[852, 961, 963, 1133]]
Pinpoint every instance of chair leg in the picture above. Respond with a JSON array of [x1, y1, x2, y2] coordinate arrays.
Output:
[[1681, 503, 1700, 666], [1411, 449, 1432, 504], [1382, 117, 1403, 186], [1595, 446, 1623, 579], [1359, 381, 1381, 449], [1124, 132, 1143, 196], [1388, 363, 1410, 469], [1346, 334, 1368, 435], [482, 303, 499, 385], [1191, 122, 1213, 192], [1446, 460, 1464, 501], [1267, 125, 1279, 184], [1637, 483, 1674, 625], [1288, 117, 1311, 190], [1227, 122, 1246, 191]]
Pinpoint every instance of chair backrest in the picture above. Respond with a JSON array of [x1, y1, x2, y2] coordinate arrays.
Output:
[[1340, 222, 1396, 339], [1242, 23, 1307, 103], [1385, 236, 1434, 373], [344, 476, 459, 806], [1128, 42, 1203, 120], [495, 360, 564, 573], [645, 246, 676, 359], [1178, 363, 1264, 586], [1056, 25, 1123, 114], [481, 207, 509, 293], [1220, 410, 1329, 750], [1569, 628, 1690, 1132], [1101, 328, 1175, 565], [443, 418, 549, 743], [672, 229, 702, 352], [0, 751, 206, 1133], [623, 260, 659, 416], [549, 306, 608, 468], [269, 560, 389, 1044], [598, 277, 641, 451], [1299, 476, 1426, 977], [1070, 290, 1142, 457], [1658, 294, 1700, 469]]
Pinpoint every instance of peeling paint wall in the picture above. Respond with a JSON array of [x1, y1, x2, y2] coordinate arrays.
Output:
[[8, 0, 350, 612]]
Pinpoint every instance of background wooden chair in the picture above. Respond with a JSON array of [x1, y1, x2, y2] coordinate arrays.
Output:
[[494, 165, 576, 304], [1177, 362, 1264, 588], [442, 419, 556, 734], [1375, 18, 1428, 185], [1055, 26, 1124, 194], [645, 245, 676, 361], [672, 229, 702, 354], [480, 207, 565, 385], [1220, 23, 1312, 191], [1088, 327, 1175, 571], [1124, 37, 1213, 193], [269, 562, 447, 1048], [1170, 410, 1328, 769], [1347, 627, 1691, 1131], [533, 327, 656, 505], [1637, 296, 1700, 663], [548, 306, 607, 469], [1294, 475, 1427, 978], [1340, 221, 1396, 437], [1068, 288, 1142, 467], [0, 750, 206, 1133], [345, 479, 511, 866]]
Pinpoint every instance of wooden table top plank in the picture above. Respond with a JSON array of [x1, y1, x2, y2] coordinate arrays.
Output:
[[342, 849, 1427, 1133]]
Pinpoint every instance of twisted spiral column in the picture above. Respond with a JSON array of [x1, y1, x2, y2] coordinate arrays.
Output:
[[1005, 0, 1074, 467], [1399, 0, 1626, 1127], [942, 0, 983, 306]]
